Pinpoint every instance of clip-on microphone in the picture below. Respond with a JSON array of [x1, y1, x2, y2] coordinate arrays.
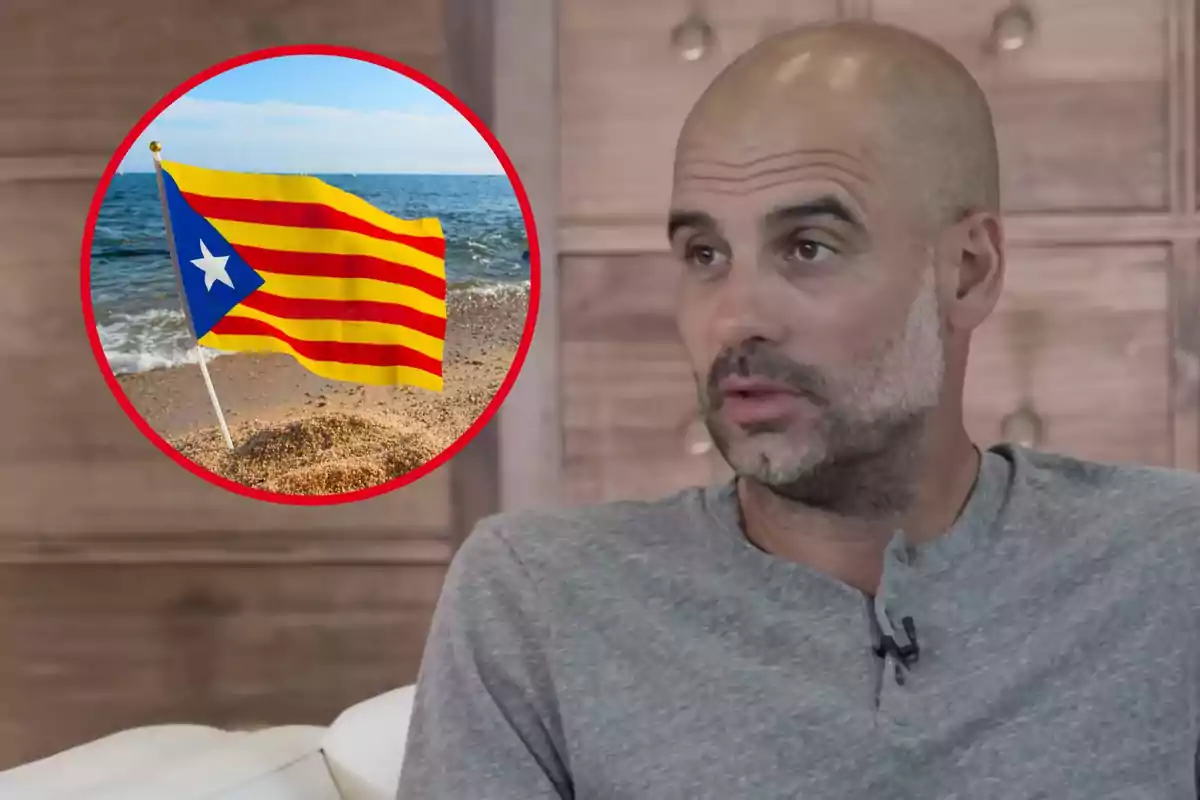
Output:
[[873, 615, 920, 669]]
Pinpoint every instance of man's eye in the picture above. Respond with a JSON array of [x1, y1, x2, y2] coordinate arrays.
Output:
[[685, 244, 727, 269], [789, 238, 836, 264]]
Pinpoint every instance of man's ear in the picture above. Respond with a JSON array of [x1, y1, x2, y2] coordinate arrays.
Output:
[[942, 212, 1004, 333]]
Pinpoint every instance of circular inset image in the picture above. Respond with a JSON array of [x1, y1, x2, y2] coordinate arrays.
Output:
[[81, 46, 539, 504]]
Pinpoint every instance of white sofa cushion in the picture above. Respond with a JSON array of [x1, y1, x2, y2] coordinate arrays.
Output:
[[322, 684, 415, 800], [0, 685, 416, 799], [200, 751, 343, 800], [77, 725, 328, 800], [0, 725, 232, 800]]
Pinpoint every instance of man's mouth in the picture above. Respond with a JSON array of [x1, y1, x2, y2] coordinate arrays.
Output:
[[716, 377, 808, 425]]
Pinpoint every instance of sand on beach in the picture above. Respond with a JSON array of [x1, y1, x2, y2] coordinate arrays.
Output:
[[115, 288, 528, 496]]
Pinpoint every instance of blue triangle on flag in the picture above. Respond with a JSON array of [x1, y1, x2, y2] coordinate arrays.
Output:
[[160, 168, 265, 338]]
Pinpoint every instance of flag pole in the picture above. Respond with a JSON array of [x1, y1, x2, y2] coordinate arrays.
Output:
[[149, 141, 235, 451]]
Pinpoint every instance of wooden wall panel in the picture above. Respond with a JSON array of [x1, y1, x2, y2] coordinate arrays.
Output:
[[0, 563, 446, 768], [1171, 241, 1200, 470], [558, 0, 1172, 246], [874, 0, 1170, 213], [561, 254, 728, 506], [558, 0, 840, 229], [0, 0, 445, 161], [964, 245, 1174, 466], [491, 0, 565, 510]]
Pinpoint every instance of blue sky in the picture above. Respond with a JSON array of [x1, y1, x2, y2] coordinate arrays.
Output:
[[119, 55, 504, 175]]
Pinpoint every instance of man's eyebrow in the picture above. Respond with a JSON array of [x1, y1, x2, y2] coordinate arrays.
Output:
[[667, 210, 718, 242], [765, 196, 863, 229]]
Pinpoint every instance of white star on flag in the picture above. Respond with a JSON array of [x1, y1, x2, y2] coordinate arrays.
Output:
[[190, 239, 234, 291]]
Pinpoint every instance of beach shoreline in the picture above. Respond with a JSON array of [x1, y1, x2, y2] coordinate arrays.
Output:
[[114, 286, 527, 495]]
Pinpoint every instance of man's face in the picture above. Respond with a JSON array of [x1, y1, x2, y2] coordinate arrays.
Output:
[[670, 90, 948, 496]]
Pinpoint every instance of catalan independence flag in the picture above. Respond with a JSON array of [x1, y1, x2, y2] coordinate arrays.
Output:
[[155, 159, 447, 392]]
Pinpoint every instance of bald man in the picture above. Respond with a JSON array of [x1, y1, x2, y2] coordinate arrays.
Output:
[[398, 22, 1199, 800]]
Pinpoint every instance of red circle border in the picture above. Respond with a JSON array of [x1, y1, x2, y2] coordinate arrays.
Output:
[[79, 44, 542, 506]]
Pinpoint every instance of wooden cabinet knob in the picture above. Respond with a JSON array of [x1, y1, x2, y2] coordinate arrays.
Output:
[[670, 12, 714, 62], [988, 2, 1036, 53], [1001, 405, 1045, 448]]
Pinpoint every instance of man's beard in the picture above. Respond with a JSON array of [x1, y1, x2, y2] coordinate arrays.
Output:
[[699, 275, 945, 517]]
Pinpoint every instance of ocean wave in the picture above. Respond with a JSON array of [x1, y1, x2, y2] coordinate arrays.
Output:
[[97, 308, 225, 375], [93, 246, 169, 259], [106, 348, 227, 376], [448, 278, 530, 296]]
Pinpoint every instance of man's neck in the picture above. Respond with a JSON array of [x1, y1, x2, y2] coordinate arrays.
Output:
[[736, 430, 981, 594]]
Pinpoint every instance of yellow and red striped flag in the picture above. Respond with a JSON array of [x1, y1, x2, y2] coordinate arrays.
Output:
[[155, 159, 447, 392]]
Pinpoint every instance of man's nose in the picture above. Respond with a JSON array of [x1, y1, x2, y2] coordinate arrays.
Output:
[[711, 266, 785, 348]]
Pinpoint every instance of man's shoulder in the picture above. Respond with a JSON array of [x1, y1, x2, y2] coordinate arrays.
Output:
[[1014, 445, 1200, 507], [1008, 445, 1200, 548]]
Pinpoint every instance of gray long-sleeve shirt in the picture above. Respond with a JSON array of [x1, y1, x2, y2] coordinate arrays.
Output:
[[397, 445, 1200, 799]]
